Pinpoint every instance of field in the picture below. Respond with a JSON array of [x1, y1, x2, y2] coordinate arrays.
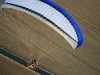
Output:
[[0, 0, 100, 75]]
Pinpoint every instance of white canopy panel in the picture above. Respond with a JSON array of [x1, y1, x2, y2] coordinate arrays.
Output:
[[1, 0, 83, 49]]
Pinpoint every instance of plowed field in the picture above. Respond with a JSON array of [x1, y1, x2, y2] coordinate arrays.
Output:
[[0, 0, 100, 75]]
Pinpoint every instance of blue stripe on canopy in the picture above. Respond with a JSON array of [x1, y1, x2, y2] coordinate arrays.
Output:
[[42, 0, 83, 48]]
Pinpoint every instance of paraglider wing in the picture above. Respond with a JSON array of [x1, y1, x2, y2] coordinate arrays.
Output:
[[0, 0, 83, 49]]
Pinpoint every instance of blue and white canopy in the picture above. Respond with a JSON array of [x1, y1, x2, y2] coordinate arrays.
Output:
[[0, 0, 83, 49]]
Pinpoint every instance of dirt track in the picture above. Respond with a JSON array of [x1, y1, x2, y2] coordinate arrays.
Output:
[[0, 0, 100, 75]]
